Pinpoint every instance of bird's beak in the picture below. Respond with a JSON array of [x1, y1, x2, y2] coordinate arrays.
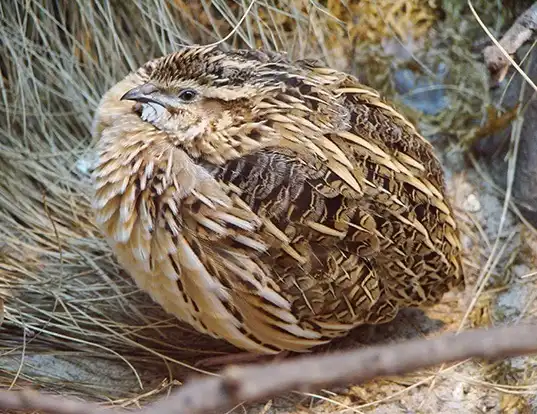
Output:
[[120, 83, 164, 105]]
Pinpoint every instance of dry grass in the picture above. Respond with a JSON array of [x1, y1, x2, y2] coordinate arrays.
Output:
[[1, 0, 537, 412]]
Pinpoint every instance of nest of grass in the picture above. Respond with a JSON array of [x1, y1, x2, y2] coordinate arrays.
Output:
[[2, 0, 537, 412]]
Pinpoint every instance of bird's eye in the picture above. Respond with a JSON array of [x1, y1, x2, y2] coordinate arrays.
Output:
[[178, 89, 198, 102]]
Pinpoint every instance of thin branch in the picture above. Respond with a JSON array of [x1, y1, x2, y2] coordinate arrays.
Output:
[[481, 0, 537, 85], [2, 325, 537, 414], [0, 388, 124, 414], [140, 324, 537, 414]]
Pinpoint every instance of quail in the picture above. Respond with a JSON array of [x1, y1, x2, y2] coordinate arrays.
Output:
[[92, 45, 464, 358]]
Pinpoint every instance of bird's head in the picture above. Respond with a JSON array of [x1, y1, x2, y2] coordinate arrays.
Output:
[[95, 45, 347, 165], [117, 45, 313, 163]]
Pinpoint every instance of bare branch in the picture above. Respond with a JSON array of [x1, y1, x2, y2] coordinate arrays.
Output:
[[483, 1, 537, 84], [140, 324, 537, 414], [0, 389, 124, 414], [2, 325, 537, 414]]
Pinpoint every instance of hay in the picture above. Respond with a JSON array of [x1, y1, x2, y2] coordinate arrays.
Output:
[[1, 0, 537, 412]]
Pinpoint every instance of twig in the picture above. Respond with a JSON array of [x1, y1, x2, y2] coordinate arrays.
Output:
[[0, 388, 124, 414], [481, 1, 537, 84], [140, 324, 537, 414], [2, 325, 537, 414]]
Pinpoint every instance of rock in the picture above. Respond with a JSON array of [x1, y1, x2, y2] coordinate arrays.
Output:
[[474, 44, 537, 226]]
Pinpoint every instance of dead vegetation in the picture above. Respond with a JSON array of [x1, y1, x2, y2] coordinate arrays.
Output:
[[1, 0, 537, 412]]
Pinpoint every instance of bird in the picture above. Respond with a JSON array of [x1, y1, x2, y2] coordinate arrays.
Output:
[[91, 45, 464, 361]]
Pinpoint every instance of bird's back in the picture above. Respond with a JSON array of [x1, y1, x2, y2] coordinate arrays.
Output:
[[206, 66, 462, 334]]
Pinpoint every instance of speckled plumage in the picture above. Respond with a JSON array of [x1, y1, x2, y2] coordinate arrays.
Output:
[[91, 45, 464, 354]]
